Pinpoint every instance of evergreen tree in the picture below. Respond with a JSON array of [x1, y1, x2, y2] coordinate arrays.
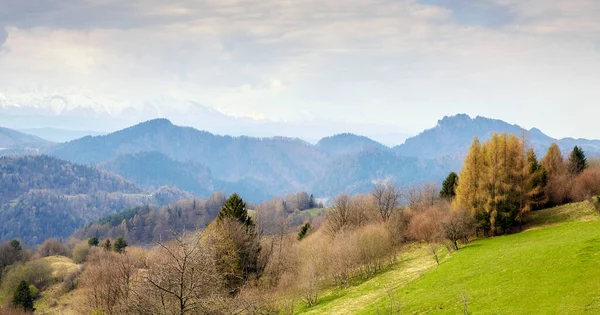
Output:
[[87, 236, 99, 247], [218, 193, 253, 226], [541, 143, 565, 176], [12, 280, 34, 312], [524, 149, 548, 213], [113, 237, 128, 253], [568, 146, 587, 174], [297, 222, 311, 241], [9, 239, 22, 251], [440, 172, 459, 200], [101, 238, 112, 251], [309, 194, 315, 209]]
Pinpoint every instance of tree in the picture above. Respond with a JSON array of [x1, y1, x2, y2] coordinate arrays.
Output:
[[454, 137, 483, 223], [568, 146, 587, 174], [12, 281, 34, 312], [442, 209, 474, 250], [297, 222, 311, 241], [440, 172, 459, 200], [88, 236, 99, 247], [541, 143, 565, 177], [101, 239, 112, 251], [142, 232, 225, 314], [371, 182, 401, 221], [523, 149, 548, 213], [308, 194, 316, 209], [113, 237, 128, 253], [218, 193, 253, 226]]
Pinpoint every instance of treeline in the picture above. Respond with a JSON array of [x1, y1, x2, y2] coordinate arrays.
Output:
[[454, 133, 598, 235], [73, 193, 227, 244], [74, 190, 324, 245]]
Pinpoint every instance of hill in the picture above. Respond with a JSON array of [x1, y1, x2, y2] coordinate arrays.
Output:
[[316, 133, 390, 158], [19, 127, 104, 142], [49, 119, 329, 199], [99, 151, 214, 197], [0, 127, 54, 155], [394, 114, 600, 169], [296, 202, 600, 314], [0, 155, 191, 244], [313, 149, 449, 196]]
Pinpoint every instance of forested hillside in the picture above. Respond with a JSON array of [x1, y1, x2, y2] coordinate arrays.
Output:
[[0, 155, 192, 244]]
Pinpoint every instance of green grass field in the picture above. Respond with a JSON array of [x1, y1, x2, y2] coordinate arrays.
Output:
[[297, 202, 600, 314]]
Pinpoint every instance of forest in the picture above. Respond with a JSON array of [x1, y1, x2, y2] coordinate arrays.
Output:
[[1, 136, 600, 314]]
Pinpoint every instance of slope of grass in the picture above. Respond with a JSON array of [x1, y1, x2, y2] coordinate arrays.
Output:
[[295, 202, 600, 314], [361, 202, 600, 314], [295, 245, 445, 315]]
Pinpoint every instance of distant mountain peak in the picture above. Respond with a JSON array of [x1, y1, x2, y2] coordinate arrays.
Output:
[[437, 114, 472, 127]]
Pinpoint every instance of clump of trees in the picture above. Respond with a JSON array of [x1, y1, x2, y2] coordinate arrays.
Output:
[[455, 135, 597, 235]]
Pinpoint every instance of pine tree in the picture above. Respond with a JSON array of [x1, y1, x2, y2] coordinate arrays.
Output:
[[524, 149, 548, 213], [309, 194, 315, 209], [101, 239, 112, 251], [218, 193, 253, 226], [87, 236, 99, 247], [12, 280, 34, 312], [568, 146, 587, 174], [297, 222, 311, 241], [113, 237, 128, 253], [440, 172, 459, 200], [455, 137, 483, 215]]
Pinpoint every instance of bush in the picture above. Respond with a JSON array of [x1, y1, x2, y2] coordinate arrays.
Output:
[[38, 239, 70, 257], [72, 242, 91, 264], [0, 260, 53, 297], [28, 285, 39, 299]]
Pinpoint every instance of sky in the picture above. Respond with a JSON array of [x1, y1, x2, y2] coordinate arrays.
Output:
[[1, 0, 600, 141]]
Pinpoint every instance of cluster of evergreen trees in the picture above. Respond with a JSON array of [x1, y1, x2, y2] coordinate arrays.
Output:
[[453, 133, 588, 235]]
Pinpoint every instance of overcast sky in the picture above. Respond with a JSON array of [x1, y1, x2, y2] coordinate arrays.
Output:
[[1, 0, 599, 139]]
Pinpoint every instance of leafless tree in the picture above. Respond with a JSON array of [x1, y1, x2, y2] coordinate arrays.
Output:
[[141, 232, 226, 315], [442, 209, 475, 251], [372, 182, 402, 221]]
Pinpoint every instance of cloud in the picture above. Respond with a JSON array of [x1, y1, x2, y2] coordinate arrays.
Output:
[[0, 0, 599, 139]]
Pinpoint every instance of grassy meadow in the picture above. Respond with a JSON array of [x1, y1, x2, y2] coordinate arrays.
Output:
[[296, 202, 600, 314]]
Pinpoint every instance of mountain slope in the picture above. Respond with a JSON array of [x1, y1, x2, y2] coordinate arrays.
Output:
[[0, 127, 54, 155], [316, 133, 389, 158], [99, 151, 214, 197], [0, 155, 191, 244], [49, 119, 329, 197], [394, 114, 600, 166]]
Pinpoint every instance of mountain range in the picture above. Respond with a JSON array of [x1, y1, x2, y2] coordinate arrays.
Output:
[[2, 113, 600, 209]]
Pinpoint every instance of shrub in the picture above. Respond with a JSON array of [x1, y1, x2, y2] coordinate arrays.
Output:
[[38, 239, 69, 257], [72, 241, 91, 264]]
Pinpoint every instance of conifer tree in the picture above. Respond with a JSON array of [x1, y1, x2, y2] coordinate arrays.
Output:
[[12, 280, 34, 312], [568, 146, 587, 174], [87, 236, 99, 247], [440, 172, 459, 200], [113, 237, 128, 253], [101, 238, 112, 251], [297, 222, 311, 241], [218, 193, 253, 226], [541, 143, 565, 176], [455, 137, 483, 215], [524, 149, 548, 213]]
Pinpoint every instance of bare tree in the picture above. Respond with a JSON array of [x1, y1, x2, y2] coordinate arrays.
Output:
[[141, 232, 225, 315], [408, 208, 444, 265], [372, 183, 402, 221], [442, 209, 475, 251]]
